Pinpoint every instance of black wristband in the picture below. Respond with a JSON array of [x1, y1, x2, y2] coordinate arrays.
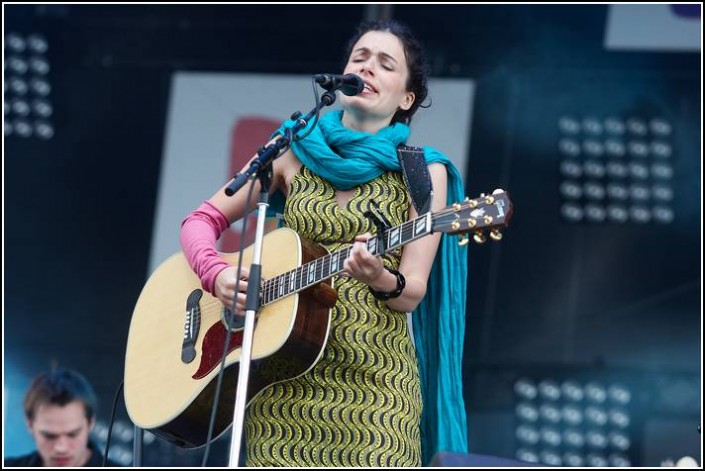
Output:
[[368, 268, 406, 301]]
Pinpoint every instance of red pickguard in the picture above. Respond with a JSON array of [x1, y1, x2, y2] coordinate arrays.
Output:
[[192, 321, 244, 379]]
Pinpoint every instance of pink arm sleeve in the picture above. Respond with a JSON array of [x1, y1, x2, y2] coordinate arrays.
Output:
[[180, 201, 231, 295]]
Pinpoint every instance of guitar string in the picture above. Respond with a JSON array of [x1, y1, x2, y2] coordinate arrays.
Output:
[[259, 197, 502, 304], [261, 212, 422, 305]]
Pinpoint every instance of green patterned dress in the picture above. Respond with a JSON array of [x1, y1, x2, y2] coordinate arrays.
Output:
[[245, 166, 423, 467]]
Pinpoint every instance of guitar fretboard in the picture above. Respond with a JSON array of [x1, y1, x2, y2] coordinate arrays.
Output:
[[260, 213, 432, 305]]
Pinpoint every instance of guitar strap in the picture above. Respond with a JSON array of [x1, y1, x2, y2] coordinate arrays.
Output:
[[397, 144, 433, 214]]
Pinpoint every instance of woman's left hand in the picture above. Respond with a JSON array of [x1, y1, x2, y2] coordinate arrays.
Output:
[[343, 233, 385, 286]]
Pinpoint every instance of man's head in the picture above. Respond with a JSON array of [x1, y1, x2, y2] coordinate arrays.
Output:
[[23, 369, 97, 467]]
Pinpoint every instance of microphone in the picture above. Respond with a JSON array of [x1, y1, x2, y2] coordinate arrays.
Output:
[[313, 73, 364, 96]]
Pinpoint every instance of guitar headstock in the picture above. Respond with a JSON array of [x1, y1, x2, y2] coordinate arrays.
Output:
[[432, 189, 514, 245]]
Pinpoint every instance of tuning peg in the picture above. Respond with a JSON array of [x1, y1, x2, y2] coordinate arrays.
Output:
[[473, 232, 486, 244], [458, 234, 470, 246], [492, 188, 505, 195], [490, 229, 503, 241], [484, 195, 495, 204]]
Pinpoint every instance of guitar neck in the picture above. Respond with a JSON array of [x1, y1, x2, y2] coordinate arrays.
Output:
[[261, 213, 432, 306]]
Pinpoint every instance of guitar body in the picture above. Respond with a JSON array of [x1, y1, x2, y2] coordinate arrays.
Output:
[[124, 228, 336, 448]]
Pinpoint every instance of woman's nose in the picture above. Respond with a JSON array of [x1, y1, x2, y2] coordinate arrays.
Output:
[[358, 60, 374, 76]]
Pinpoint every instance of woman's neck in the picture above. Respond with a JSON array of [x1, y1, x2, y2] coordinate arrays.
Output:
[[340, 110, 391, 135]]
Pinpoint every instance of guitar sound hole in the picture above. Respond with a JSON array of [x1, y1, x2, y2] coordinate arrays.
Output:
[[223, 308, 246, 331], [221, 308, 259, 332]]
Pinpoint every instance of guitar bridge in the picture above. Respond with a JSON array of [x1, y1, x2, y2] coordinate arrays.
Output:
[[181, 289, 202, 364]]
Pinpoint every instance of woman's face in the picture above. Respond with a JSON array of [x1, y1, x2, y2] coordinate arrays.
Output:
[[341, 30, 415, 124]]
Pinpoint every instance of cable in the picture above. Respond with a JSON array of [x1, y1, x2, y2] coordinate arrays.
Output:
[[292, 76, 324, 142], [200, 176, 258, 467], [102, 381, 124, 466]]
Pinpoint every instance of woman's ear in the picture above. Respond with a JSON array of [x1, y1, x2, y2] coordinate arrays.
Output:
[[400, 91, 415, 111]]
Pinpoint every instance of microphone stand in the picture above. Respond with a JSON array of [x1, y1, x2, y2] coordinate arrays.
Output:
[[133, 425, 143, 466], [225, 90, 337, 467]]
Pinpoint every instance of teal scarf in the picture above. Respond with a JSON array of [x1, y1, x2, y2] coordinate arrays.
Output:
[[274, 110, 469, 464]]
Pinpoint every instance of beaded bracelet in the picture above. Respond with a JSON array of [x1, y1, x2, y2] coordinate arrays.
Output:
[[368, 268, 406, 301]]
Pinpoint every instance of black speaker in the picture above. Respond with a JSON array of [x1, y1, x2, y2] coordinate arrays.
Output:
[[429, 452, 536, 467]]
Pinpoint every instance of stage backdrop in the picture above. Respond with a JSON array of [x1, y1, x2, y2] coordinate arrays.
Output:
[[149, 72, 474, 272]]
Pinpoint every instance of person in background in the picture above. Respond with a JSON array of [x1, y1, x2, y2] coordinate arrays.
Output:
[[4, 368, 120, 467]]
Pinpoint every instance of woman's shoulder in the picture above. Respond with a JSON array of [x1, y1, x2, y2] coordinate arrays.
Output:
[[273, 147, 303, 189]]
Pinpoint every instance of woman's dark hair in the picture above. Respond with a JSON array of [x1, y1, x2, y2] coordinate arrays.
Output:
[[24, 368, 97, 422], [343, 20, 430, 126]]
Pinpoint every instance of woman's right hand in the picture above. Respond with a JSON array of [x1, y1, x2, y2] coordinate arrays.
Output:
[[213, 266, 249, 316]]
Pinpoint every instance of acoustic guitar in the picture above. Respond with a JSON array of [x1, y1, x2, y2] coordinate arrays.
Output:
[[124, 190, 513, 447]]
